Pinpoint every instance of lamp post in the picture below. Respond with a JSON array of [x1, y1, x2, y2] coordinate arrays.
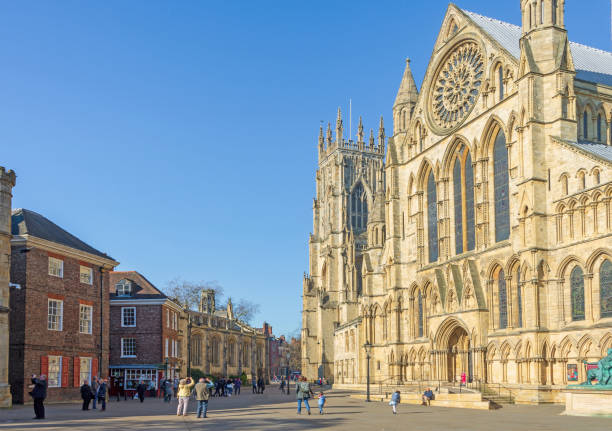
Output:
[[363, 342, 372, 402], [286, 350, 291, 395]]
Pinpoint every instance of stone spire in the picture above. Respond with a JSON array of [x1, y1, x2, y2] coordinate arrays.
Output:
[[369, 128, 375, 149], [357, 116, 364, 144], [370, 185, 385, 224], [336, 107, 343, 144], [319, 124, 324, 148], [378, 116, 385, 151], [393, 58, 419, 108], [326, 122, 332, 147]]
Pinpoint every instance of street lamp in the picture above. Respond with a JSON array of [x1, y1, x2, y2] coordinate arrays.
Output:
[[286, 350, 291, 395], [363, 342, 372, 402]]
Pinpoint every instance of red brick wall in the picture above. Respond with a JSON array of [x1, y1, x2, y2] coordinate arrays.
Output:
[[9, 246, 111, 404], [109, 304, 163, 365]]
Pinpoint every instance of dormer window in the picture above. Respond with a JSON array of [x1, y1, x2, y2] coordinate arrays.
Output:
[[116, 279, 132, 296]]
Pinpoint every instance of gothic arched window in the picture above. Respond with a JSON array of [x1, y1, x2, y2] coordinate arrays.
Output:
[[350, 183, 368, 232], [417, 291, 424, 337], [583, 110, 588, 139], [570, 266, 585, 321], [600, 260, 612, 318], [212, 337, 220, 365], [497, 268, 508, 329], [516, 267, 523, 327], [427, 170, 439, 262], [493, 129, 510, 242], [597, 114, 602, 141], [552, 0, 558, 25], [453, 147, 475, 255]]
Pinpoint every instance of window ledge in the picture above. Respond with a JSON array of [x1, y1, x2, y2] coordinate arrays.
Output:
[[121, 325, 137, 328], [120, 355, 136, 358]]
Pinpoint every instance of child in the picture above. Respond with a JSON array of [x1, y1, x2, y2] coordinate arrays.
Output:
[[317, 391, 326, 415], [389, 390, 401, 414]]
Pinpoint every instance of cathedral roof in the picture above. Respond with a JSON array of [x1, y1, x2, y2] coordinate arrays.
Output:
[[554, 138, 612, 163], [462, 9, 612, 86], [394, 58, 418, 107]]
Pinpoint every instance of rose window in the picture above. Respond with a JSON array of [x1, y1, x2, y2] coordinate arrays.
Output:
[[430, 41, 483, 131]]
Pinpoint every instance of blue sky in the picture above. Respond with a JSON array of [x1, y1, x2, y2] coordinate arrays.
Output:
[[2, 0, 610, 337]]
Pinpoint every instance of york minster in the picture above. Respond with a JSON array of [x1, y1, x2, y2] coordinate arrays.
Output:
[[302, 1, 612, 403]]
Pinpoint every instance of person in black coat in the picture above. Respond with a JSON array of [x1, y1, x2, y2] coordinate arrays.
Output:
[[81, 380, 94, 410], [29, 374, 47, 419], [136, 381, 146, 403]]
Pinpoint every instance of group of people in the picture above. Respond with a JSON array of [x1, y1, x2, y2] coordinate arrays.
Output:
[[213, 377, 241, 397], [251, 376, 266, 394], [388, 388, 436, 415], [79, 376, 108, 411]]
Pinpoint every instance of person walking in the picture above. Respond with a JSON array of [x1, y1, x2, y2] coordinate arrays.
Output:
[[163, 378, 173, 402], [296, 376, 313, 415], [460, 371, 467, 387], [234, 378, 241, 395], [389, 390, 401, 415], [97, 378, 108, 411], [136, 380, 146, 403], [80, 380, 94, 411], [280, 379, 285, 392], [29, 374, 47, 420], [195, 378, 210, 419], [252, 377, 257, 394], [258, 377, 265, 394], [317, 391, 326, 415], [176, 377, 195, 416], [91, 376, 99, 410]]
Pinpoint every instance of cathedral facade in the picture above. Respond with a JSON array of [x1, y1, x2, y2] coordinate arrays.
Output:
[[302, 1, 612, 402]]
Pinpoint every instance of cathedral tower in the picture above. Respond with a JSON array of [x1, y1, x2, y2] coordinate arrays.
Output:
[[302, 109, 385, 381]]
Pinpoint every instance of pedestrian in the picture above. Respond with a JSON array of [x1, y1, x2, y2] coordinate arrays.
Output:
[[317, 391, 326, 415], [173, 378, 179, 399], [226, 380, 233, 396], [176, 377, 195, 416], [461, 371, 467, 387], [91, 376, 99, 409], [136, 380, 146, 403], [389, 390, 401, 415], [234, 378, 241, 395], [80, 380, 94, 411], [195, 378, 210, 419], [28, 374, 47, 420], [259, 377, 265, 394], [214, 379, 222, 397], [296, 376, 313, 415], [252, 378, 257, 394], [164, 378, 173, 402], [98, 378, 108, 411], [280, 379, 285, 392]]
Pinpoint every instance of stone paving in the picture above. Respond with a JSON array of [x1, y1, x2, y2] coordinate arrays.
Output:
[[0, 385, 611, 430]]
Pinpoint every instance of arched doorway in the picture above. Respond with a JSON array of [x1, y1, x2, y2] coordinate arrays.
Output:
[[447, 326, 470, 383]]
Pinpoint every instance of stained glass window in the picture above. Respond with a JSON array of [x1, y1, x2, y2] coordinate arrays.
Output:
[[516, 268, 523, 327], [600, 260, 612, 318], [465, 152, 475, 251], [498, 269, 507, 329], [493, 130, 510, 242], [583, 111, 588, 139], [427, 170, 438, 262], [453, 149, 476, 255], [418, 291, 424, 337], [453, 158, 463, 255], [571, 266, 585, 321], [597, 114, 602, 141]]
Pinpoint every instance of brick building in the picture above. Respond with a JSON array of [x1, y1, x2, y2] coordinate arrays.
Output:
[[108, 271, 183, 398], [9, 209, 118, 403]]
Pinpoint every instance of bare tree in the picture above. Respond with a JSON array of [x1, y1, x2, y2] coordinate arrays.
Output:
[[229, 297, 260, 324], [163, 278, 224, 310], [289, 335, 302, 372]]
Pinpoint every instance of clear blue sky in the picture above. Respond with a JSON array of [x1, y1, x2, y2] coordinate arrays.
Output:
[[2, 1, 610, 337]]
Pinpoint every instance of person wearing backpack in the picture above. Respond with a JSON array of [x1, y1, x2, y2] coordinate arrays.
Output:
[[296, 376, 313, 415], [389, 390, 401, 414]]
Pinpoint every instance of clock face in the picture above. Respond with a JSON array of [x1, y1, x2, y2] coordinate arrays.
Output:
[[430, 41, 484, 133]]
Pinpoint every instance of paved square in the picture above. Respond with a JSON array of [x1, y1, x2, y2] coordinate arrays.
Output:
[[1, 386, 611, 430]]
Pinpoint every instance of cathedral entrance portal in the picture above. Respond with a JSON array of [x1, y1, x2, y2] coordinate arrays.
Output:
[[447, 326, 470, 383]]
